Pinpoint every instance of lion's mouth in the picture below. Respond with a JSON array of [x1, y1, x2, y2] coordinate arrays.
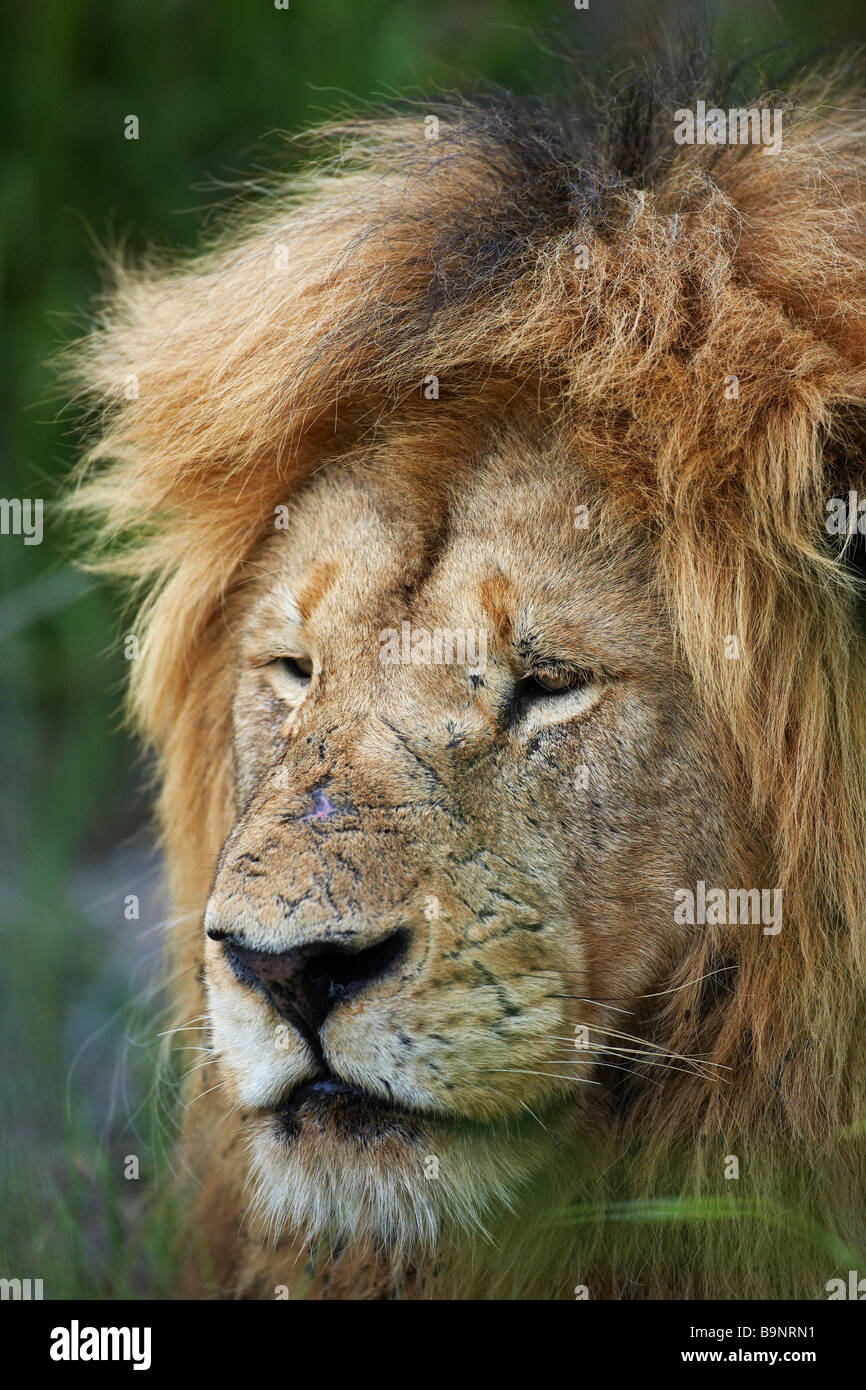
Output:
[[270, 1072, 422, 1144]]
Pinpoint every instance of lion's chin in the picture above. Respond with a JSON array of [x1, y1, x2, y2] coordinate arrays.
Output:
[[245, 1086, 550, 1259]]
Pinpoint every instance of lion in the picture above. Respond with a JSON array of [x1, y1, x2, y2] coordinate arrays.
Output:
[[67, 52, 866, 1299]]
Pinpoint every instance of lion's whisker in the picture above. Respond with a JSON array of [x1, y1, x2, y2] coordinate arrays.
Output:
[[547, 1035, 730, 1070], [634, 966, 738, 1000], [563, 1021, 731, 1069], [186, 1079, 229, 1107], [482, 1068, 602, 1086], [518, 1099, 551, 1134]]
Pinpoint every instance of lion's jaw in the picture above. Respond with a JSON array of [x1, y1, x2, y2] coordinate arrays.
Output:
[[202, 437, 736, 1259]]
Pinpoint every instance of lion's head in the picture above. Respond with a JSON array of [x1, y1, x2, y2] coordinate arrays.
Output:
[[205, 436, 738, 1255], [69, 56, 866, 1298]]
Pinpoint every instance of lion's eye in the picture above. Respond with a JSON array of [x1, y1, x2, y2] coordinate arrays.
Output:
[[521, 667, 592, 698], [279, 655, 313, 682], [531, 671, 574, 693]]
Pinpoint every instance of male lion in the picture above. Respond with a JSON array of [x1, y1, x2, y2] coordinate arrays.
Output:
[[68, 55, 866, 1299]]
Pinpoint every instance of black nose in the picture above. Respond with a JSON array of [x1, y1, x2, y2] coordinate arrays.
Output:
[[221, 930, 409, 1043]]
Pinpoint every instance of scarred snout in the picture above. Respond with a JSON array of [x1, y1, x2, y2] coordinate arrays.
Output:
[[204, 755, 425, 1030]]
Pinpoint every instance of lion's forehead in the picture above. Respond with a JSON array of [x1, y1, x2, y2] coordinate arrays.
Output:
[[245, 442, 660, 675]]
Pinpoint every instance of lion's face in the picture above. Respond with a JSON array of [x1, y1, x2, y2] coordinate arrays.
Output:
[[203, 436, 735, 1253]]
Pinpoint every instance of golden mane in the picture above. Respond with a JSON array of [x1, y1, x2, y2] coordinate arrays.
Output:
[[66, 54, 866, 1296]]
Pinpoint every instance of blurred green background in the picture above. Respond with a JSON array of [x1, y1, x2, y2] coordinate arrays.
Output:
[[1, 0, 864, 1299]]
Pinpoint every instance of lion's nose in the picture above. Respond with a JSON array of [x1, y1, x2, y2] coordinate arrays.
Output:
[[219, 930, 409, 1041]]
